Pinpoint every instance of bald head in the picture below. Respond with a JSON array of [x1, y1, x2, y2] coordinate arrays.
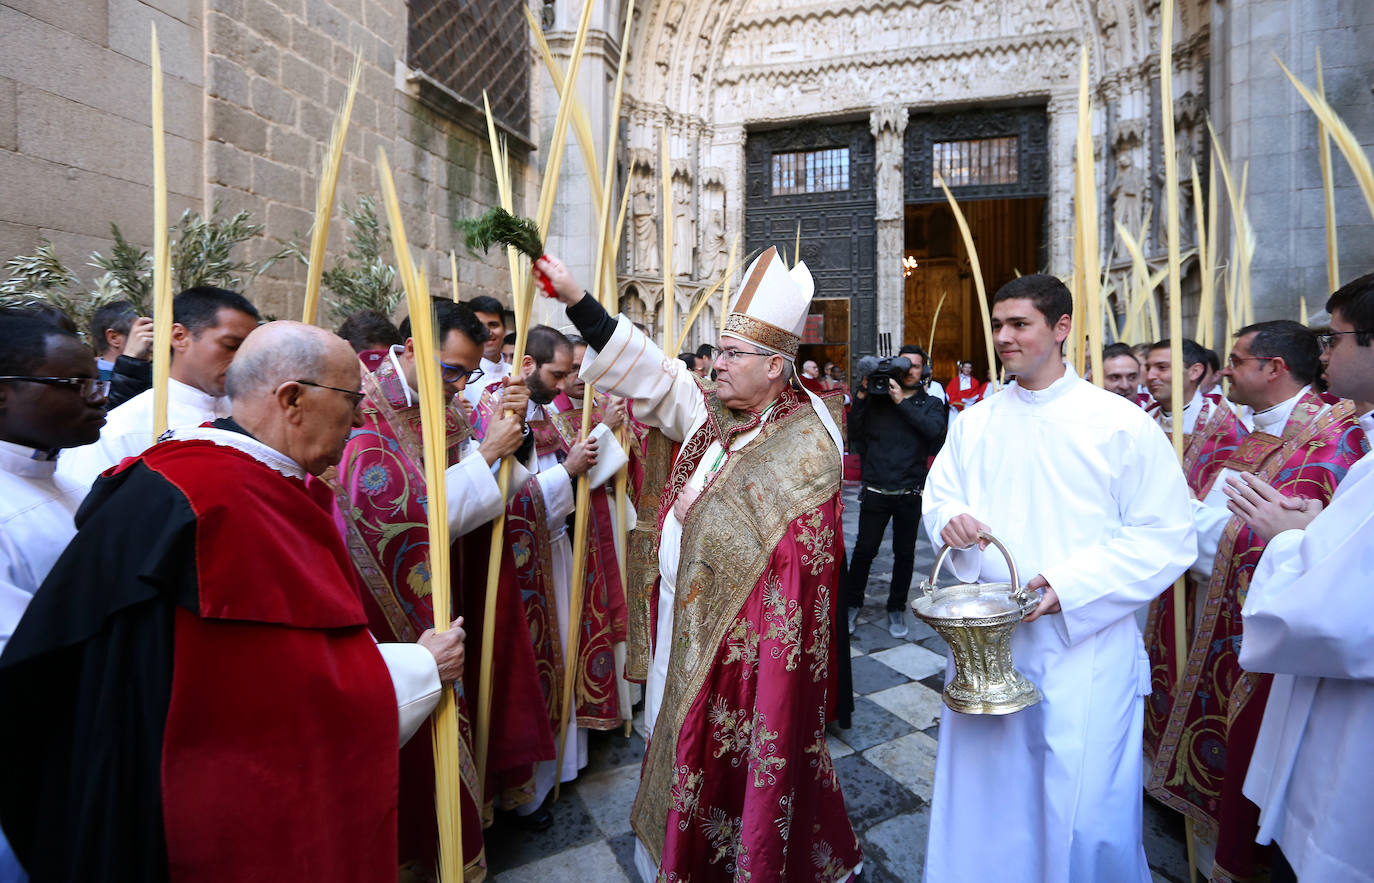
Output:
[[226, 321, 355, 403], [227, 321, 365, 475]]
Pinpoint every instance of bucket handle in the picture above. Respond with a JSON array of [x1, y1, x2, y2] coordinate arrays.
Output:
[[923, 530, 1027, 605]]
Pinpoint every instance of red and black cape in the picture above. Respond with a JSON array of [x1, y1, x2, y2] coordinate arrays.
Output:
[[0, 433, 398, 883]]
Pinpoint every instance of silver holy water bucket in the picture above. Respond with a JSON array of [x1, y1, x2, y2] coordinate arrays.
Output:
[[911, 533, 1043, 715]]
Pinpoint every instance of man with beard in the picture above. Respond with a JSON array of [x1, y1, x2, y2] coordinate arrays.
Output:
[[846, 346, 947, 638], [1147, 320, 1365, 881], [0, 322, 465, 882], [923, 274, 1195, 882], [1234, 274, 1374, 883], [536, 247, 859, 883]]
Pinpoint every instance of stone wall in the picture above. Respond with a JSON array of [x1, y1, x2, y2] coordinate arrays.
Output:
[[0, 0, 536, 323], [1212, 0, 1374, 322]]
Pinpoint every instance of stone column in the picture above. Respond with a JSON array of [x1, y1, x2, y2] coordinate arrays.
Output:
[[712, 122, 748, 251], [870, 105, 908, 347], [1045, 89, 1079, 278]]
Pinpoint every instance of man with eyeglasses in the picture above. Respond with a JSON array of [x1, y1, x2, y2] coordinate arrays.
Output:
[[58, 286, 261, 489], [0, 321, 467, 882], [0, 316, 108, 646], [0, 314, 104, 880], [1147, 319, 1366, 881], [1225, 272, 1374, 883], [535, 247, 859, 883], [329, 298, 529, 872]]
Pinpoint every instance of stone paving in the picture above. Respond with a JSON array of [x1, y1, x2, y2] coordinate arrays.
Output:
[[486, 484, 1191, 881]]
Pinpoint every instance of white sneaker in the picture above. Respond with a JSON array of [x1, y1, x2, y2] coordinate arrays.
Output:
[[847, 607, 860, 635], [887, 611, 909, 639]]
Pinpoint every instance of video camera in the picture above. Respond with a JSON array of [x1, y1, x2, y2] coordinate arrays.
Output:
[[856, 354, 912, 396]]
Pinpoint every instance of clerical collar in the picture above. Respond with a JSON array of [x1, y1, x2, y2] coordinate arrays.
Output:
[[168, 419, 307, 480], [1251, 386, 1309, 435], [0, 438, 60, 477], [168, 375, 228, 414], [1158, 389, 1203, 432], [1011, 361, 1078, 405]]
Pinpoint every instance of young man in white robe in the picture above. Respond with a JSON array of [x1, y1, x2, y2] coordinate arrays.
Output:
[[1228, 273, 1374, 883], [921, 274, 1196, 883], [462, 295, 513, 410], [57, 287, 260, 488]]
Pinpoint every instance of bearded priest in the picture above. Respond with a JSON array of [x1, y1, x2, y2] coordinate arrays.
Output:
[[921, 274, 1196, 883], [535, 248, 859, 882]]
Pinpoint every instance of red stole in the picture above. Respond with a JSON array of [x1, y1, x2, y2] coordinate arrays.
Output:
[[1147, 390, 1366, 880], [1144, 393, 1247, 766], [548, 401, 632, 728], [946, 375, 986, 411], [139, 441, 397, 883]]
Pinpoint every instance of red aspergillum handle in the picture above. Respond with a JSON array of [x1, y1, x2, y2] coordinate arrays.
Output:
[[537, 255, 557, 298]]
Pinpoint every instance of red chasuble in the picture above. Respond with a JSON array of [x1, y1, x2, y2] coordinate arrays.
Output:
[[633, 384, 861, 881], [328, 355, 489, 872], [945, 375, 986, 411], [550, 401, 632, 729], [149, 440, 399, 883], [1144, 391, 1247, 763], [1147, 390, 1367, 881]]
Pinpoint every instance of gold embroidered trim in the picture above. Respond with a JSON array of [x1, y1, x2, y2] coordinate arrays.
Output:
[[723, 312, 800, 359], [630, 396, 841, 863]]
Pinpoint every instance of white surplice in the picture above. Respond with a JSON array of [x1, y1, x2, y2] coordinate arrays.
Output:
[[1238, 411, 1374, 883], [519, 398, 586, 813], [0, 439, 83, 883], [921, 364, 1196, 883], [462, 355, 511, 409], [56, 378, 232, 489], [0, 441, 87, 659]]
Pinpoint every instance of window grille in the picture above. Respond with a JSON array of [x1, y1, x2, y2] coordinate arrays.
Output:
[[931, 136, 1019, 187], [771, 147, 850, 195], [407, 0, 529, 137]]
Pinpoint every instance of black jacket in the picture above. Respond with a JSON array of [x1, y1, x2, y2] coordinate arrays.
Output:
[[848, 385, 947, 490], [108, 354, 152, 410]]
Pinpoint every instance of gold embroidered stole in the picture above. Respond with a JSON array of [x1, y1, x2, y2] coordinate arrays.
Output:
[[630, 397, 841, 861]]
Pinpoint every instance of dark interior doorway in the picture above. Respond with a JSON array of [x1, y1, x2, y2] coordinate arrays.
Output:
[[903, 198, 1044, 385]]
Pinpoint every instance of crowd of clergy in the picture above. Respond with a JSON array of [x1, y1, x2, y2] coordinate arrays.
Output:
[[0, 246, 1369, 883]]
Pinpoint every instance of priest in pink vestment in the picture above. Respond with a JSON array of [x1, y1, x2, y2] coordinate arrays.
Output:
[[536, 247, 861, 882]]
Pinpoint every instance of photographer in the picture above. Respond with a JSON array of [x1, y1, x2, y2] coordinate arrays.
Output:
[[846, 346, 948, 638]]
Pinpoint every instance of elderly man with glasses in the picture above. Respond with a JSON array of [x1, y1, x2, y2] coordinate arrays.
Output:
[[0, 321, 468, 883], [1146, 319, 1366, 881], [535, 247, 860, 883]]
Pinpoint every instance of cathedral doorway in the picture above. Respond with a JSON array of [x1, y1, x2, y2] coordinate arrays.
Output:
[[903, 106, 1049, 384], [745, 120, 877, 379]]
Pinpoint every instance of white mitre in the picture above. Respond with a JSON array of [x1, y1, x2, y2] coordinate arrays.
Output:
[[722, 246, 842, 456], [722, 246, 814, 361]]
